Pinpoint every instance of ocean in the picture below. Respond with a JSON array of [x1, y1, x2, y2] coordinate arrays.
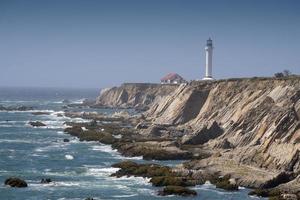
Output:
[[0, 87, 263, 200]]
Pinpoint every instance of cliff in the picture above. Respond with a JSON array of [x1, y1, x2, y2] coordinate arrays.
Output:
[[145, 77, 300, 185], [96, 77, 300, 190], [96, 83, 178, 110]]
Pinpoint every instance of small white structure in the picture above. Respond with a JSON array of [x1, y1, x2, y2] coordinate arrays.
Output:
[[161, 73, 186, 84], [203, 38, 214, 80]]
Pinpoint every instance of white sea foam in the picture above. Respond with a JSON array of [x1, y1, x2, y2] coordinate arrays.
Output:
[[112, 194, 138, 198], [65, 154, 74, 160], [110, 176, 151, 186], [85, 167, 119, 177], [1, 109, 55, 114], [35, 143, 68, 152], [0, 139, 37, 144], [91, 144, 143, 160], [30, 181, 80, 188], [91, 144, 118, 153], [71, 99, 85, 104]]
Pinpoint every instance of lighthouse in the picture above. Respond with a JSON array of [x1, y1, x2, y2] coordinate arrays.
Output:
[[203, 38, 214, 80]]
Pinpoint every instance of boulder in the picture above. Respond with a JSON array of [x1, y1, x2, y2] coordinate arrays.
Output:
[[210, 175, 238, 191], [158, 186, 197, 196], [63, 138, 70, 142], [150, 176, 195, 187], [4, 177, 28, 188], [31, 112, 51, 115], [29, 121, 46, 127]]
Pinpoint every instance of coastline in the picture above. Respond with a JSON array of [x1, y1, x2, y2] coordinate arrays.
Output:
[[80, 76, 300, 199]]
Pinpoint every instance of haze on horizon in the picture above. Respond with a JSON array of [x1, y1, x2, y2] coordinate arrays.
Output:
[[0, 0, 299, 89]]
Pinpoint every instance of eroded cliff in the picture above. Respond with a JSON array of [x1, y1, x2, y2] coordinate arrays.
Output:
[[96, 83, 178, 110], [96, 77, 300, 192], [144, 77, 300, 190]]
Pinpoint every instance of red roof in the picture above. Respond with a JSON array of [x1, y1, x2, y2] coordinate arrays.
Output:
[[161, 73, 184, 81]]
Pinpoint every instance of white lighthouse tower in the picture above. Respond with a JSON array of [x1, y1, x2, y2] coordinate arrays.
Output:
[[203, 38, 214, 80]]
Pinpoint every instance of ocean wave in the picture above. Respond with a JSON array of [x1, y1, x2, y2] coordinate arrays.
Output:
[[91, 144, 143, 160], [85, 166, 119, 177], [1, 109, 55, 114], [71, 99, 85, 104], [110, 176, 151, 186], [0, 120, 19, 124], [112, 194, 138, 198], [91, 144, 118, 153], [0, 139, 38, 144], [34, 143, 68, 152], [30, 181, 80, 188]]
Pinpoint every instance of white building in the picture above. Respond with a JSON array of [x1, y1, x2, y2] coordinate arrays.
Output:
[[203, 38, 214, 80]]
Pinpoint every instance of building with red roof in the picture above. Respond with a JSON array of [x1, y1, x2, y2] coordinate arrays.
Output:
[[160, 73, 186, 84]]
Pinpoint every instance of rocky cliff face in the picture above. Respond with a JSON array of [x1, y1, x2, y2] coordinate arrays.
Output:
[[145, 77, 300, 175], [96, 83, 178, 110], [96, 77, 300, 191]]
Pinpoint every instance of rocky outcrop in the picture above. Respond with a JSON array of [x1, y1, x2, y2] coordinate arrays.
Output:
[[29, 121, 46, 127], [158, 186, 197, 196], [96, 83, 178, 110], [4, 177, 28, 188]]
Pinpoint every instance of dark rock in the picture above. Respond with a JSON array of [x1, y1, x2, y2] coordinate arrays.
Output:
[[248, 188, 281, 198], [158, 186, 197, 196], [113, 142, 193, 160], [4, 177, 28, 188], [29, 121, 46, 127], [64, 125, 117, 145], [111, 161, 173, 178], [63, 139, 70, 142], [31, 112, 51, 115], [210, 175, 238, 191], [41, 178, 52, 184], [85, 198, 94, 200], [150, 176, 195, 187]]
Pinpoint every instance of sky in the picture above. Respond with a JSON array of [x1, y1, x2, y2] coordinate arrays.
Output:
[[0, 0, 299, 88]]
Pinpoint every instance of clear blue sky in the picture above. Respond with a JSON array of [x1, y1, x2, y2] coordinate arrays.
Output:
[[0, 0, 299, 88]]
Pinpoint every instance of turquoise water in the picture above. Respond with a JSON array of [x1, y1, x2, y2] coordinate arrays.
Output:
[[0, 88, 263, 200]]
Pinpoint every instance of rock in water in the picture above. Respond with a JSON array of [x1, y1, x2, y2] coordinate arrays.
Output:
[[29, 121, 46, 127], [4, 177, 28, 188], [41, 178, 52, 184], [63, 138, 70, 142], [158, 186, 197, 196]]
